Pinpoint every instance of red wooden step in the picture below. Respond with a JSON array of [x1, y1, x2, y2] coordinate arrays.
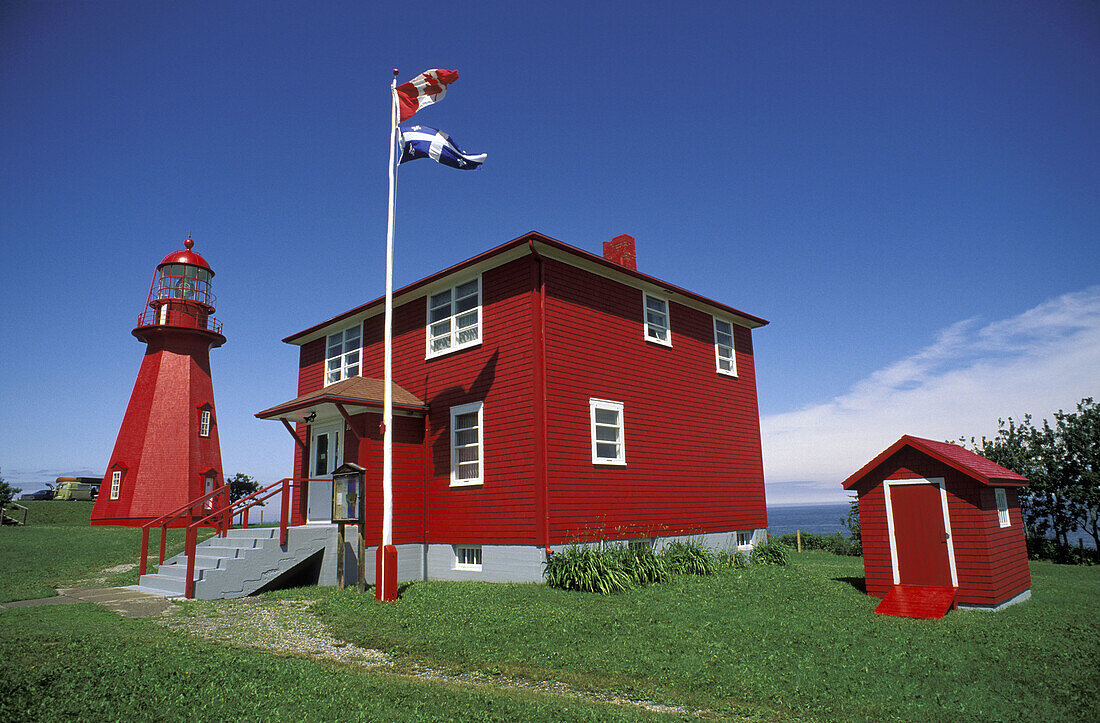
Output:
[[874, 585, 957, 619]]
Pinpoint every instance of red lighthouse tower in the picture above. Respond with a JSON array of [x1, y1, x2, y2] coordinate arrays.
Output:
[[92, 236, 227, 527]]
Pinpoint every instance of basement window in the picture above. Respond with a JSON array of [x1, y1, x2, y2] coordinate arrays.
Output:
[[736, 531, 754, 548], [455, 545, 483, 571], [995, 488, 1010, 527]]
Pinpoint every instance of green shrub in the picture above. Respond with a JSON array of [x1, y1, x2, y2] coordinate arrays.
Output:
[[661, 540, 717, 575], [614, 546, 671, 586], [1026, 535, 1097, 565], [750, 537, 791, 566], [716, 549, 748, 569], [774, 531, 861, 557], [543, 546, 633, 594]]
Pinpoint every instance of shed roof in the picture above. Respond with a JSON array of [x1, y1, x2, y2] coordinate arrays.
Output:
[[255, 376, 427, 422], [842, 434, 1029, 490]]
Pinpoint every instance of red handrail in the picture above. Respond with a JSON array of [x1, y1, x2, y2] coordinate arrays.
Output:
[[180, 477, 327, 598], [139, 484, 232, 576]]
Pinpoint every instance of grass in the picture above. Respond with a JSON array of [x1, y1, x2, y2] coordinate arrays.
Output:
[[0, 501, 208, 602], [315, 552, 1100, 721], [0, 604, 668, 722]]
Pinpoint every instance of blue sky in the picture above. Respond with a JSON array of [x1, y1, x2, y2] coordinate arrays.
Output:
[[2, 1, 1097, 504]]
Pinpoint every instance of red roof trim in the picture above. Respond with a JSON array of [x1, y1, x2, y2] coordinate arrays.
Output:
[[842, 435, 1029, 490], [282, 231, 769, 344]]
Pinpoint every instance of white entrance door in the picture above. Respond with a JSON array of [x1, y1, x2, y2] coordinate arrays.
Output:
[[307, 423, 341, 523]]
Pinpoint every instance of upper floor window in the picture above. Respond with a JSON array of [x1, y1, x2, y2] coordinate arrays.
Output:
[[590, 398, 626, 465], [110, 470, 122, 500], [199, 409, 212, 437], [995, 488, 1010, 527], [713, 318, 737, 376], [643, 293, 671, 346], [428, 278, 481, 357], [326, 325, 361, 385], [451, 402, 484, 486]]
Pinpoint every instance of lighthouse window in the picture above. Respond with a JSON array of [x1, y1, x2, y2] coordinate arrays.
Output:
[[199, 409, 212, 437], [427, 277, 481, 358], [326, 326, 362, 385], [110, 471, 121, 500]]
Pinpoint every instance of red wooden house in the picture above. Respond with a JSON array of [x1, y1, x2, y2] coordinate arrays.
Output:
[[842, 435, 1031, 614], [257, 232, 769, 583]]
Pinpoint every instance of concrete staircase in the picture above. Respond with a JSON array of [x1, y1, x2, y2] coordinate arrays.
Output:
[[135, 525, 334, 599]]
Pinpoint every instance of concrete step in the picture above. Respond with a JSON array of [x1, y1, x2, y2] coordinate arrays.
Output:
[[137, 573, 185, 596], [225, 527, 278, 540]]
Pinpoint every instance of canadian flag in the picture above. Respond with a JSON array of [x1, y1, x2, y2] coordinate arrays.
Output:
[[396, 69, 459, 122]]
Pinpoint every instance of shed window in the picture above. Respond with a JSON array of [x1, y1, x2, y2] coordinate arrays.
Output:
[[713, 318, 737, 376], [643, 294, 671, 346], [451, 402, 483, 486], [590, 399, 626, 465], [428, 278, 481, 357], [455, 545, 483, 570], [995, 488, 1010, 527], [109, 470, 122, 500], [326, 326, 361, 385]]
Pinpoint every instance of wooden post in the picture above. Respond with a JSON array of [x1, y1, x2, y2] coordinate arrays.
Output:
[[797, 530, 802, 553], [337, 522, 346, 590], [357, 522, 366, 593]]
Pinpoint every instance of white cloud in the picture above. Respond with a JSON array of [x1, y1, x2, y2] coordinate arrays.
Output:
[[762, 286, 1100, 503]]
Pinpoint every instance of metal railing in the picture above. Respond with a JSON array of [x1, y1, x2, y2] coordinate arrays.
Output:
[[139, 485, 233, 578], [135, 305, 223, 334]]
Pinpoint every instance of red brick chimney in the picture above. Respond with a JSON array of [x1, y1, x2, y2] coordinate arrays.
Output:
[[602, 234, 637, 270]]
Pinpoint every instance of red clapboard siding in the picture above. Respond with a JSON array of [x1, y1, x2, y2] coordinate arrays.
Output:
[[541, 259, 766, 543]]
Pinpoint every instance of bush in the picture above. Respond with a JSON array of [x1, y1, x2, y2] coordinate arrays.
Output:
[[614, 546, 671, 586], [1026, 535, 1097, 565], [543, 546, 633, 594], [774, 531, 861, 557], [661, 540, 718, 575], [750, 538, 791, 566], [716, 549, 749, 569]]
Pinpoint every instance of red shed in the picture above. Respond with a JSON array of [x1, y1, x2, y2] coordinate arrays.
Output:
[[842, 435, 1031, 616]]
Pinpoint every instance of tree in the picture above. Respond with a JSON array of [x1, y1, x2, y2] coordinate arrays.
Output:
[[227, 473, 260, 503], [965, 397, 1100, 549], [0, 475, 15, 507]]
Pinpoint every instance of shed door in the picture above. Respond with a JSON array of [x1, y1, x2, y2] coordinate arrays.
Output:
[[887, 480, 954, 587]]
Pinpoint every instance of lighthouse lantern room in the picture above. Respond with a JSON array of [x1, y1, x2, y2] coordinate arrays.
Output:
[[91, 236, 227, 527]]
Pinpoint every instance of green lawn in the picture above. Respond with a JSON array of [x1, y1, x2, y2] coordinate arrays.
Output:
[[315, 553, 1100, 722], [0, 501, 207, 602]]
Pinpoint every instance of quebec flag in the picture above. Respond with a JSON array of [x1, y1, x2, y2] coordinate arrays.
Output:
[[398, 124, 486, 170]]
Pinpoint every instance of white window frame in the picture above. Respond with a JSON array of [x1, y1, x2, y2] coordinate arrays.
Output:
[[736, 530, 754, 548], [590, 398, 626, 466], [713, 317, 738, 377], [454, 545, 483, 571], [643, 293, 672, 346], [450, 401, 484, 487], [995, 488, 1010, 527], [110, 470, 121, 500], [427, 277, 482, 359], [325, 325, 362, 385], [199, 409, 212, 437]]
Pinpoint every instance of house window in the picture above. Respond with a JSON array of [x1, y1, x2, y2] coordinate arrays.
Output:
[[590, 399, 626, 465], [736, 531, 753, 548], [326, 325, 362, 385], [643, 293, 671, 346], [451, 402, 483, 486], [455, 545, 483, 570], [110, 471, 121, 500], [713, 318, 737, 376], [995, 488, 1010, 527], [428, 278, 481, 357], [199, 409, 212, 437]]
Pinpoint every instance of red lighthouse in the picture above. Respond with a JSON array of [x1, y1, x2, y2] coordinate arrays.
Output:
[[91, 236, 226, 527]]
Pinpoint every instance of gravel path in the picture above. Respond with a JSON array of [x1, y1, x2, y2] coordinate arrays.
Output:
[[157, 596, 721, 719]]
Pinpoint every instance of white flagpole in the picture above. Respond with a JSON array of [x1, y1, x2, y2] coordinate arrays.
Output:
[[381, 69, 399, 592]]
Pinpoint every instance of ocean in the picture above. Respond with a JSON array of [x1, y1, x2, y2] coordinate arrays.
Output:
[[766, 501, 1095, 549], [766, 502, 852, 537]]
